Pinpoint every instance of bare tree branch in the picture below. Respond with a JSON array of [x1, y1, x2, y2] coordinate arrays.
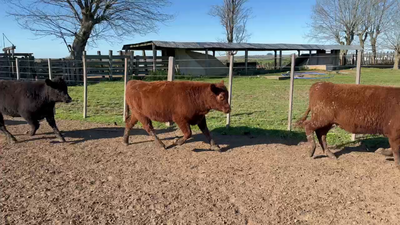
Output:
[[4, 0, 174, 59], [209, 0, 252, 54]]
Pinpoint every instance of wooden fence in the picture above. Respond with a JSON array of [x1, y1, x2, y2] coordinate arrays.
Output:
[[0, 50, 169, 82]]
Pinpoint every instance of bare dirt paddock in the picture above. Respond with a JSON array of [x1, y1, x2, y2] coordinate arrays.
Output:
[[1, 119, 400, 225]]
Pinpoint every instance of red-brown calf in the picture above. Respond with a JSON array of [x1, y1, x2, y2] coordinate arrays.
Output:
[[297, 82, 400, 170], [123, 80, 231, 150]]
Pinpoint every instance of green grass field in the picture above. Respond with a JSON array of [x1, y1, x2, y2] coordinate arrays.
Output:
[[56, 68, 400, 146]]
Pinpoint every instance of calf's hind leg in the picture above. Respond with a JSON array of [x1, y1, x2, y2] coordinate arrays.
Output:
[[137, 114, 165, 149], [315, 125, 336, 159], [388, 137, 400, 170], [0, 113, 17, 143], [173, 120, 192, 146], [123, 114, 138, 145], [304, 120, 317, 157]]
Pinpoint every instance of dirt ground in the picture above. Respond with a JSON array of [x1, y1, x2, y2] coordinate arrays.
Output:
[[1, 118, 400, 225]]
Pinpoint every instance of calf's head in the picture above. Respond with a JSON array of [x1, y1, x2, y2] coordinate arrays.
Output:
[[45, 77, 72, 103], [209, 81, 231, 113]]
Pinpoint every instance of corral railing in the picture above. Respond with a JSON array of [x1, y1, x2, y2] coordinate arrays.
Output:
[[0, 51, 169, 82]]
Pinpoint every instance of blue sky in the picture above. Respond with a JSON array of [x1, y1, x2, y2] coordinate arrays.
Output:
[[0, 0, 316, 58]]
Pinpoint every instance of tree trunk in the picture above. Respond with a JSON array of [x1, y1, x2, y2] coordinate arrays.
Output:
[[70, 21, 94, 60], [394, 50, 399, 70], [370, 37, 377, 64]]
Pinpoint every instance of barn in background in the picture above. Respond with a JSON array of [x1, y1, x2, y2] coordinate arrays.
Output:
[[122, 41, 362, 76]]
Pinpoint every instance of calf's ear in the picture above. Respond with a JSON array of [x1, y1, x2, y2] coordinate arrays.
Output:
[[210, 84, 221, 95], [45, 79, 55, 88], [220, 80, 224, 85]]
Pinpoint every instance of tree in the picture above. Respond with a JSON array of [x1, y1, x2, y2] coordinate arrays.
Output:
[[308, 0, 364, 47], [382, 1, 400, 69], [209, 0, 252, 44], [5, 0, 173, 59], [356, 1, 372, 51], [367, 0, 398, 64]]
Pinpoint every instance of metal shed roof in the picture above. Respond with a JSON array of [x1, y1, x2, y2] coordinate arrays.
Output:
[[122, 40, 362, 51]]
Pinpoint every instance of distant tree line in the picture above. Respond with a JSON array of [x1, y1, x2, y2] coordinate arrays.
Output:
[[308, 0, 400, 69]]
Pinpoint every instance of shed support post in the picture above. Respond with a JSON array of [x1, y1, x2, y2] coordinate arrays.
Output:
[[48, 58, 52, 80], [205, 49, 209, 76], [244, 50, 248, 75], [129, 51, 134, 76], [15, 58, 19, 80], [109, 50, 113, 80], [135, 55, 139, 76], [351, 50, 362, 141], [288, 54, 296, 131], [152, 43, 156, 72], [213, 50, 215, 57], [226, 54, 234, 127], [279, 50, 282, 70], [166, 56, 176, 127], [83, 51, 88, 118], [274, 50, 277, 70]]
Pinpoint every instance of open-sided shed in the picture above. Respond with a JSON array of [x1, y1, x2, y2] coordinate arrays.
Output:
[[122, 41, 362, 75]]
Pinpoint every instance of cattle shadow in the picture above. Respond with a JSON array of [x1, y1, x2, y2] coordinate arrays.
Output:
[[61, 127, 175, 144], [5, 119, 27, 126], [184, 126, 307, 152], [333, 136, 390, 158]]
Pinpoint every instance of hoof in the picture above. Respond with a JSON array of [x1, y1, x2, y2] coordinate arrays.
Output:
[[156, 142, 166, 150], [8, 138, 17, 144], [326, 152, 337, 159], [375, 148, 393, 157], [123, 137, 129, 146], [210, 144, 221, 151]]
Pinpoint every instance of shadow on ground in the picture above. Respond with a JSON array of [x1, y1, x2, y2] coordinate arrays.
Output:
[[181, 126, 308, 152], [333, 136, 391, 158], [5, 120, 27, 126], [62, 127, 175, 144]]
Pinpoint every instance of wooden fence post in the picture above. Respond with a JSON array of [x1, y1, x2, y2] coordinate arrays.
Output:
[[48, 58, 52, 80], [166, 56, 176, 127], [109, 50, 113, 80], [226, 53, 234, 127], [351, 50, 362, 141], [83, 51, 88, 118], [168, 56, 175, 81], [15, 58, 20, 80], [288, 54, 296, 131], [123, 56, 128, 121]]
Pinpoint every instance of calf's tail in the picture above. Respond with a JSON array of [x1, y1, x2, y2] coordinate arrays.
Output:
[[295, 107, 311, 128], [124, 103, 130, 122]]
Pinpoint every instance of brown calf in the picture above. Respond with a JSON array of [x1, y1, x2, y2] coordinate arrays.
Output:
[[297, 82, 400, 169], [123, 80, 231, 150]]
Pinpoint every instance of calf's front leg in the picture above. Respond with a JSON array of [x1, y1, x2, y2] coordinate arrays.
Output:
[[20, 113, 40, 136], [45, 115, 65, 142], [197, 116, 220, 151], [0, 113, 17, 143]]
